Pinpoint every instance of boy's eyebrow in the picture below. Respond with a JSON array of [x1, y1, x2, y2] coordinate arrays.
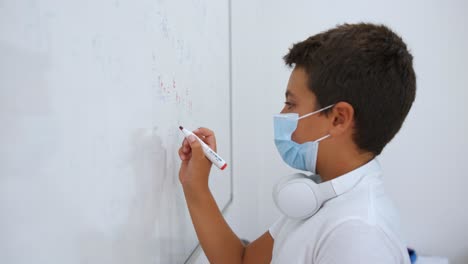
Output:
[[285, 90, 296, 98]]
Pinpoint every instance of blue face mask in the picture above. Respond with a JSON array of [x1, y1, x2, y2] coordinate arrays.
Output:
[[273, 105, 334, 174]]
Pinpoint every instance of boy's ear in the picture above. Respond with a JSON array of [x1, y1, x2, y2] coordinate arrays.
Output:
[[329, 101, 354, 136]]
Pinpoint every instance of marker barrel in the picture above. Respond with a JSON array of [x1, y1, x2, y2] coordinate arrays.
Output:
[[201, 143, 227, 170]]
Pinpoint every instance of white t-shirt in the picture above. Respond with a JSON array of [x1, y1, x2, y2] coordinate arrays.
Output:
[[269, 159, 410, 264]]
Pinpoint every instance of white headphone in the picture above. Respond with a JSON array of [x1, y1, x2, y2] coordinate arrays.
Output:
[[272, 161, 376, 220], [273, 173, 336, 219]]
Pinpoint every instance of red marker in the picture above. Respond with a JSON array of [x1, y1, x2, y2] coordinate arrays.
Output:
[[179, 126, 227, 170]]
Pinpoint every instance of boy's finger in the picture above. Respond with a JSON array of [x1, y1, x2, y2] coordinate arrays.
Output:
[[193, 127, 216, 151], [178, 146, 193, 161], [183, 145, 190, 154], [183, 138, 191, 148], [178, 146, 187, 160], [194, 127, 214, 137], [186, 134, 204, 159], [182, 138, 191, 153]]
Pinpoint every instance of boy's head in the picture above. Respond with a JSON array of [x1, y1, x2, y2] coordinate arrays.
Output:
[[281, 23, 416, 157]]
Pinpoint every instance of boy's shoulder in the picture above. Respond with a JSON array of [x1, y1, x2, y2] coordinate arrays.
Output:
[[270, 170, 408, 261]]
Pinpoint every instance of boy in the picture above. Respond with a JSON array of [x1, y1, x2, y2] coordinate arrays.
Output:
[[178, 23, 415, 263]]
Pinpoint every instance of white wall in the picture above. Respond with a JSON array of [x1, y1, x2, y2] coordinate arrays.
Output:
[[226, 1, 468, 264]]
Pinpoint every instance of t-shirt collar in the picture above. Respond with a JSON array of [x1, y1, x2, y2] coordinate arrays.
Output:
[[329, 158, 381, 196]]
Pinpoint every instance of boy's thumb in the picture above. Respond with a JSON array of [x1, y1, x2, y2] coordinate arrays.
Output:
[[187, 135, 203, 157]]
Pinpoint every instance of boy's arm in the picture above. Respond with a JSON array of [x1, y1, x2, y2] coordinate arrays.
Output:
[[184, 185, 274, 264], [178, 128, 273, 264], [183, 184, 244, 263], [243, 231, 274, 264]]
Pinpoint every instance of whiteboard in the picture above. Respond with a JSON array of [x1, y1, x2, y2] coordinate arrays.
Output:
[[0, 0, 232, 263]]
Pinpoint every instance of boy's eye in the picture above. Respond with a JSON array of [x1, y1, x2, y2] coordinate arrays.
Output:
[[284, 101, 294, 109]]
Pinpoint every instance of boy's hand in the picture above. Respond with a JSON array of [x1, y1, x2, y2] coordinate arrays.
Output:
[[178, 127, 217, 191]]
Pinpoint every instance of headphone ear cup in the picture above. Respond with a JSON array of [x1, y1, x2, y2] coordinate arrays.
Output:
[[273, 173, 322, 219]]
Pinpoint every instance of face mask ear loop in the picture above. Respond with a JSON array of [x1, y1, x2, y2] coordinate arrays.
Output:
[[297, 104, 335, 120], [315, 134, 330, 142]]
